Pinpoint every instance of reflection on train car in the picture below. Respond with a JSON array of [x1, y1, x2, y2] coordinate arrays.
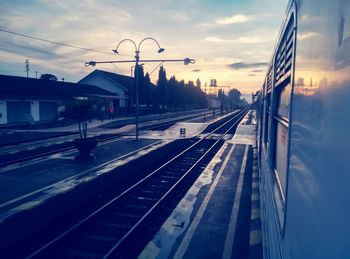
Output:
[[257, 0, 350, 258]]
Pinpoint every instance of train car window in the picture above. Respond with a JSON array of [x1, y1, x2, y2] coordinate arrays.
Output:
[[272, 80, 291, 200], [270, 11, 295, 230], [277, 82, 292, 121], [263, 66, 273, 148], [263, 93, 271, 147]]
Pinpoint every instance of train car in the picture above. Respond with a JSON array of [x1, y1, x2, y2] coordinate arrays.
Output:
[[257, 0, 350, 258]]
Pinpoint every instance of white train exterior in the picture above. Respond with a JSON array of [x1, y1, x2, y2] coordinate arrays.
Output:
[[257, 0, 350, 258]]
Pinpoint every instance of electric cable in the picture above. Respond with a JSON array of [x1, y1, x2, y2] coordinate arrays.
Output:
[[0, 28, 132, 57]]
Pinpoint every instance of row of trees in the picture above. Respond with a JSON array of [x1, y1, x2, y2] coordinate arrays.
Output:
[[134, 65, 206, 111], [136, 65, 248, 111], [219, 88, 248, 110]]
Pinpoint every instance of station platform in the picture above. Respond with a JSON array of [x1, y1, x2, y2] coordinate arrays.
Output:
[[139, 110, 262, 259], [0, 110, 262, 258], [0, 109, 210, 146], [0, 111, 219, 229]]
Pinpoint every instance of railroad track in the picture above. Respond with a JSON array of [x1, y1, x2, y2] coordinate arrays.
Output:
[[23, 108, 248, 258], [0, 111, 216, 167]]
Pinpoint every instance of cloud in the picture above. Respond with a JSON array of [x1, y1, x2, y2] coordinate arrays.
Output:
[[250, 69, 264, 72], [215, 14, 252, 25], [204, 35, 269, 44], [204, 36, 227, 43], [199, 14, 252, 28], [0, 0, 286, 89], [228, 62, 268, 70], [237, 36, 268, 44]]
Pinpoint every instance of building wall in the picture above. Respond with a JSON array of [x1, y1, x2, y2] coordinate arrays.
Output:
[[7, 101, 31, 124], [79, 74, 128, 107], [0, 101, 7, 124], [39, 101, 58, 121], [0, 100, 59, 125], [31, 101, 40, 121]]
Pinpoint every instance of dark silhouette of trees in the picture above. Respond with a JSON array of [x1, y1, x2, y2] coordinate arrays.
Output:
[[154, 67, 206, 111], [136, 64, 145, 105], [157, 66, 167, 109], [143, 73, 152, 107], [133, 65, 247, 113], [196, 78, 201, 88], [227, 88, 248, 108], [40, 73, 58, 81]]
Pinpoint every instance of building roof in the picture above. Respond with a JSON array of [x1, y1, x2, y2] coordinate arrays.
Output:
[[78, 69, 157, 91], [95, 70, 132, 91], [0, 74, 117, 100]]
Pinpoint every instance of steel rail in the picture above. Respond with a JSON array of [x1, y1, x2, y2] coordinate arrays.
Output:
[[27, 108, 249, 258], [0, 110, 214, 167], [104, 108, 248, 258]]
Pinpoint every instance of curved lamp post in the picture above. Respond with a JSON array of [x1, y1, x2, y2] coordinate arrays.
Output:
[[113, 38, 164, 141], [84, 39, 194, 141]]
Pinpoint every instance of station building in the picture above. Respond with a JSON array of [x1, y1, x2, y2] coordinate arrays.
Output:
[[0, 74, 116, 126], [78, 70, 132, 114]]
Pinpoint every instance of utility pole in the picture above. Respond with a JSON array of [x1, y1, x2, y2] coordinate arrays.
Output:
[[135, 51, 140, 140], [25, 59, 30, 78], [35, 71, 38, 79]]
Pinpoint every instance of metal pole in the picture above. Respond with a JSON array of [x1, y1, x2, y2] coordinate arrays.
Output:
[[25, 59, 29, 78], [204, 82, 207, 120], [135, 51, 140, 141]]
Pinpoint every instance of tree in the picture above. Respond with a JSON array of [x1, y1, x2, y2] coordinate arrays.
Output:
[[61, 97, 100, 160], [40, 73, 58, 81], [196, 78, 201, 88], [62, 98, 98, 139], [166, 75, 179, 108], [157, 66, 167, 109], [228, 88, 247, 108], [136, 65, 145, 105], [154, 66, 207, 110], [144, 73, 152, 107]]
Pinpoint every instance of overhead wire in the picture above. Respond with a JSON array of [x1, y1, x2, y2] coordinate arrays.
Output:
[[0, 28, 167, 78], [0, 40, 87, 63], [111, 63, 126, 75], [0, 28, 133, 57], [149, 61, 164, 76]]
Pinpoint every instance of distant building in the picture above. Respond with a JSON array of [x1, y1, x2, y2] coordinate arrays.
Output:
[[0, 74, 116, 126], [78, 70, 133, 113]]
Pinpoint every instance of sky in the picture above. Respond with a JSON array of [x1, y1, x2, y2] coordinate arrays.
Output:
[[0, 0, 288, 94]]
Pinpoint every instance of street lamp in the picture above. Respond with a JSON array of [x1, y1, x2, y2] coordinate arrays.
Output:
[[84, 40, 195, 141], [113, 38, 165, 141]]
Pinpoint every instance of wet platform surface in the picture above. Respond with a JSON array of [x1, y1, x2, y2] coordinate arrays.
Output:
[[0, 111, 219, 223], [0, 137, 163, 222]]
